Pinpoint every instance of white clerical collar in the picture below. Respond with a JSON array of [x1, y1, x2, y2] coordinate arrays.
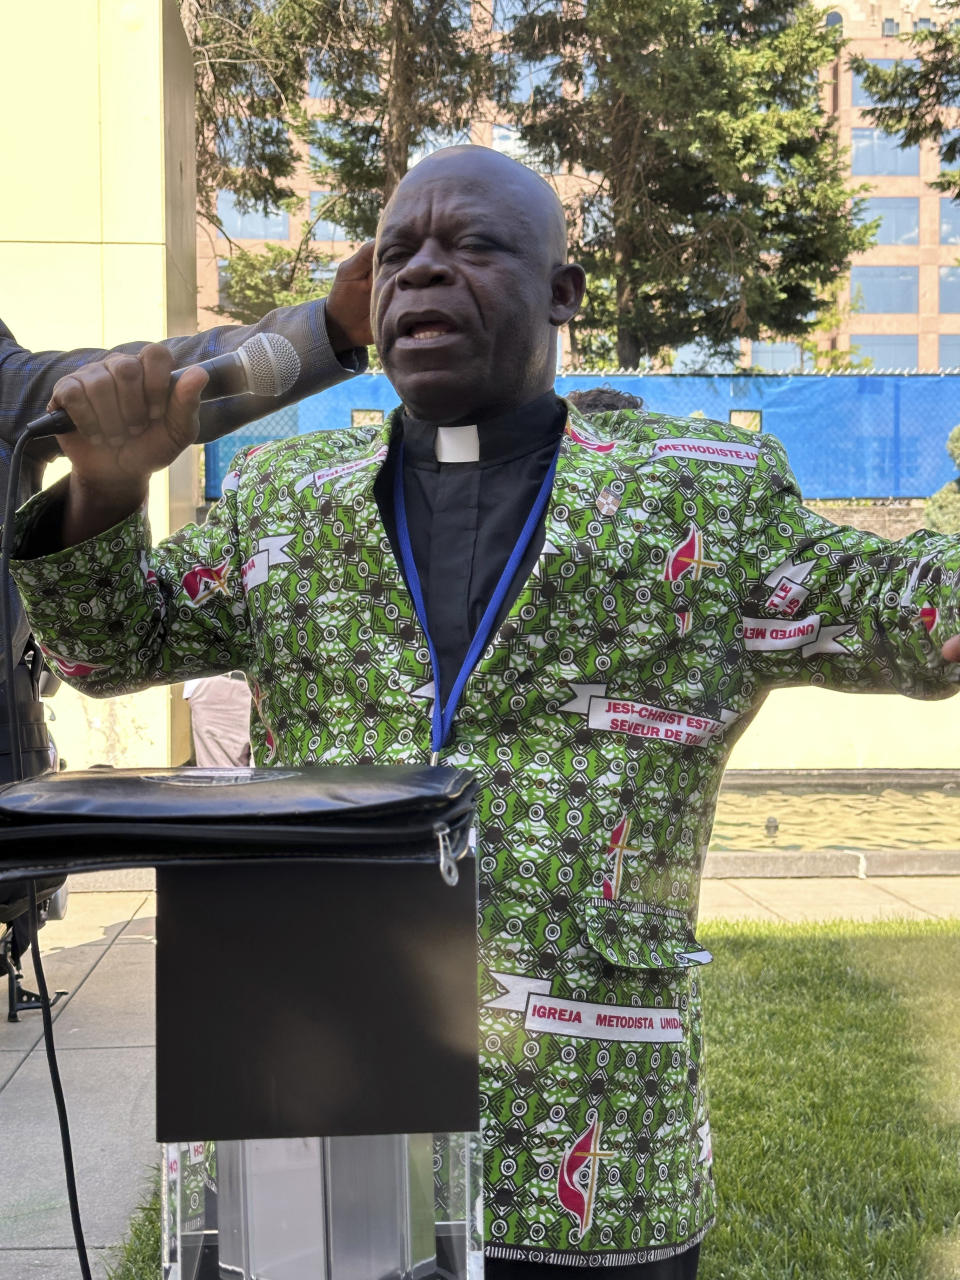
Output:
[[434, 424, 480, 463]]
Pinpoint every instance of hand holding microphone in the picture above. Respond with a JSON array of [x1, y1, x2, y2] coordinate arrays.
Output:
[[43, 333, 300, 548]]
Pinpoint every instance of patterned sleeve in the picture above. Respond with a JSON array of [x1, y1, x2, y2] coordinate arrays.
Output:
[[737, 432, 960, 699], [8, 452, 256, 696]]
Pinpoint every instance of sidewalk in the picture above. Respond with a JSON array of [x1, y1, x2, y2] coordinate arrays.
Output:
[[0, 883, 157, 1280], [2, 869, 960, 1279]]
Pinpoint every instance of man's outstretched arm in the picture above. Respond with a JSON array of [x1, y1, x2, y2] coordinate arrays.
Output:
[[738, 431, 960, 681]]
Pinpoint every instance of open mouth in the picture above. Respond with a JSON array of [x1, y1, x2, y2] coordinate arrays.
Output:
[[395, 312, 461, 345], [407, 324, 453, 341]]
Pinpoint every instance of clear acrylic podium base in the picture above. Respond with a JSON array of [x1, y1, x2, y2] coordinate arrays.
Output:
[[162, 1132, 483, 1280]]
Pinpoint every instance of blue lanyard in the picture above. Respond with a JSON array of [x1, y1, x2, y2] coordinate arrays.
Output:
[[393, 439, 561, 763]]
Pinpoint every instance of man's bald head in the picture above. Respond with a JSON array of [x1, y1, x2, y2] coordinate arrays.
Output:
[[372, 145, 585, 424], [385, 146, 569, 264]]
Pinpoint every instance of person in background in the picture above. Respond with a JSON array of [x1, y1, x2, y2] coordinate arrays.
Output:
[[565, 386, 644, 414], [183, 674, 253, 768]]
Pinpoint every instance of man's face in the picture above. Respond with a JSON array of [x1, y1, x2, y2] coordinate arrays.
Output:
[[373, 160, 564, 423]]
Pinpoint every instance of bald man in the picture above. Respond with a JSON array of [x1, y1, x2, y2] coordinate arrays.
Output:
[[12, 146, 960, 1277]]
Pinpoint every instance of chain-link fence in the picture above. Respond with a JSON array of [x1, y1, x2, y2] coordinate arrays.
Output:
[[204, 373, 960, 501]]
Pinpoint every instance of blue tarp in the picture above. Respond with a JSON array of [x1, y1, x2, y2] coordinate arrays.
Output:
[[205, 372, 960, 501]]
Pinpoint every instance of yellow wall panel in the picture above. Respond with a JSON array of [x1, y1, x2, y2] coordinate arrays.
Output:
[[100, 243, 169, 346], [0, 1, 102, 245], [99, 1, 166, 245], [0, 244, 104, 351], [1, 1, 197, 768], [728, 686, 959, 770]]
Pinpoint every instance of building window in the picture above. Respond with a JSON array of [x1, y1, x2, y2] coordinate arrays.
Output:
[[914, 17, 935, 30], [307, 74, 329, 99], [851, 128, 920, 175], [850, 58, 919, 107], [858, 196, 919, 244], [216, 191, 289, 240], [940, 266, 960, 312], [750, 341, 803, 372], [850, 266, 919, 313], [939, 334, 960, 368], [882, 18, 900, 36], [940, 197, 960, 243], [849, 333, 918, 369], [309, 192, 348, 242], [825, 10, 843, 26]]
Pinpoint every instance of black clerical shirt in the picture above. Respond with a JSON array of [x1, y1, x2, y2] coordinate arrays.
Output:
[[375, 391, 567, 706]]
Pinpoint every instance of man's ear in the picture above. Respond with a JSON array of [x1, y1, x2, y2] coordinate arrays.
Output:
[[549, 263, 587, 326]]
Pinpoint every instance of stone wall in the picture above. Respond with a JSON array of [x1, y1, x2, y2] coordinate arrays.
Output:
[[805, 499, 928, 542]]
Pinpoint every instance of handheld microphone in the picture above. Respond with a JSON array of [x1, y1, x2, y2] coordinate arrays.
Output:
[[24, 331, 302, 438]]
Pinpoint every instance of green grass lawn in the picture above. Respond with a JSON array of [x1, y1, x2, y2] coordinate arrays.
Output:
[[697, 919, 960, 1280], [110, 919, 960, 1279]]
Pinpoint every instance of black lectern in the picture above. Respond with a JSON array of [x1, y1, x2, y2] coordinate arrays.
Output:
[[0, 764, 482, 1280]]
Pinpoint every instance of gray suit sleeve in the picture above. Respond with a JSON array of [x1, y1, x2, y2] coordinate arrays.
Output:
[[0, 299, 366, 454]]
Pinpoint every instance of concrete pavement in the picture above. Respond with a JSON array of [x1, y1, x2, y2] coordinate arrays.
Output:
[[0, 884, 157, 1280], [698, 872, 960, 922], [2, 868, 960, 1279]]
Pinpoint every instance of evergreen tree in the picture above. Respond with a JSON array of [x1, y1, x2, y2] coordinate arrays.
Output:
[[181, 0, 497, 298], [211, 242, 336, 326], [183, 0, 497, 321], [502, 0, 874, 368], [849, 11, 960, 200]]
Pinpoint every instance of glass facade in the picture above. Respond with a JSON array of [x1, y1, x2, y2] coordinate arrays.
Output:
[[851, 58, 918, 107], [216, 191, 289, 241], [750, 341, 803, 372], [858, 196, 919, 244], [940, 266, 960, 313], [849, 333, 918, 369], [941, 197, 960, 244], [850, 265, 919, 313], [939, 334, 960, 368], [851, 128, 920, 175], [852, 58, 896, 107]]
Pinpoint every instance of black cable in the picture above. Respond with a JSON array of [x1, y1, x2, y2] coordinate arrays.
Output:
[[3, 419, 92, 1279], [28, 884, 92, 1280]]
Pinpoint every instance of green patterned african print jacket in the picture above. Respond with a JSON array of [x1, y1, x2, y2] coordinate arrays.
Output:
[[12, 405, 960, 1266]]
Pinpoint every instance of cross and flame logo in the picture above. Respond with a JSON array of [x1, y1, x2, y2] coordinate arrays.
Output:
[[664, 524, 721, 582], [556, 1115, 613, 1234], [602, 814, 643, 901]]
